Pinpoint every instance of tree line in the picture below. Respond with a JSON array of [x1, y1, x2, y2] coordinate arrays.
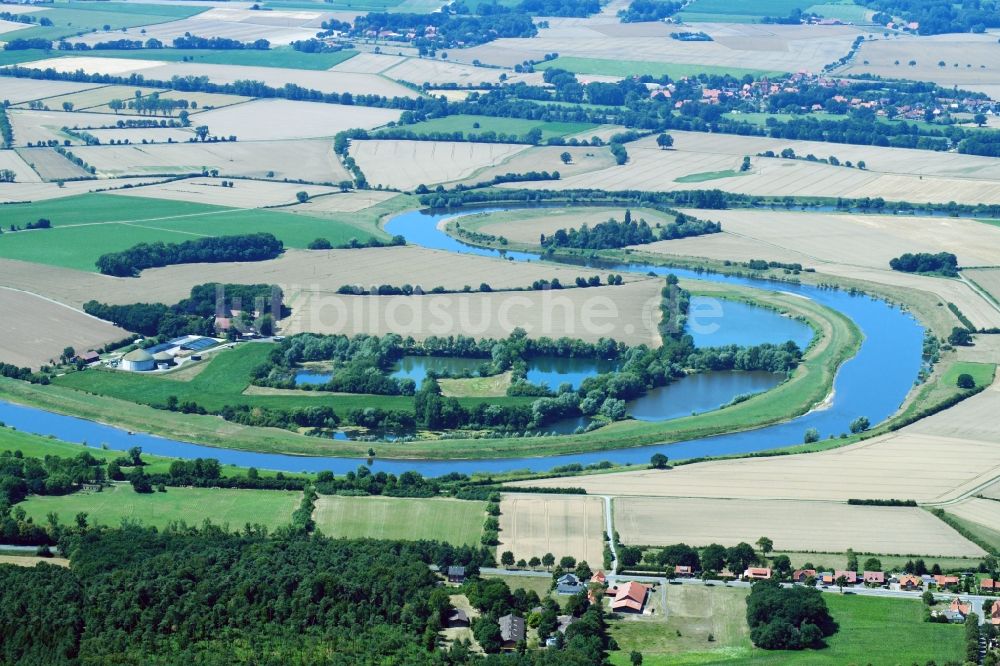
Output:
[[889, 251, 959, 277], [95, 233, 284, 276]]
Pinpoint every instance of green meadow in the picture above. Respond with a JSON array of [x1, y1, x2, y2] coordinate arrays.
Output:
[[78, 47, 359, 71], [6, 1, 204, 42], [537, 57, 785, 80], [312, 495, 485, 545], [391, 114, 597, 140]]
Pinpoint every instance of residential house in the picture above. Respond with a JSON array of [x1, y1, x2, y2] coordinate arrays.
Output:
[[934, 575, 960, 590], [743, 567, 772, 581], [674, 565, 695, 578], [498, 614, 525, 649], [933, 598, 972, 624], [898, 574, 923, 591], [792, 569, 816, 583], [982, 579, 1000, 593], [590, 570, 607, 585], [610, 581, 649, 613], [447, 609, 470, 628], [863, 571, 885, 586], [447, 566, 466, 583], [557, 573, 586, 595], [991, 604, 1000, 626], [834, 570, 858, 585]]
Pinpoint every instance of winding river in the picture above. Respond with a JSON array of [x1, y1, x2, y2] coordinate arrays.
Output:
[[0, 207, 924, 476]]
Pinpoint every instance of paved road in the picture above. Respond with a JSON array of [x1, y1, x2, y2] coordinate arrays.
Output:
[[601, 495, 619, 585]]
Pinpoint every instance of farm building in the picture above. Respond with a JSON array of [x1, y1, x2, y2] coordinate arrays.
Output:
[[120, 348, 155, 372], [610, 581, 649, 613]]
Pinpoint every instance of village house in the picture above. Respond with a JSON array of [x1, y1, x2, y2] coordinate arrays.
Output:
[[897, 574, 923, 591], [447, 609, 469, 628], [556, 573, 586, 595], [934, 575, 960, 590], [990, 604, 1000, 626], [674, 565, 695, 578], [743, 567, 772, 581], [981, 579, 1000, 593], [933, 598, 972, 624], [834, 570, 858, 585], [498, 614, 525, 649], [610, 581, 649, 613], [590, 570, 607, 585], [792, 569, 816, 583], [863, 571, 885, 586], [447, 566, 465, 583]]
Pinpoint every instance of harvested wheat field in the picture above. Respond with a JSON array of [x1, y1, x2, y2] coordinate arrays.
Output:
[[531, 132, 1000, 205], [459, 21, 860, 72], [498, 494, 606, 566], [0, 151, 42, 183], [6, 109, 131, 147], [16, 147, 93, 181], [330, 52, 407, 74], [946, 497, 1000, 531], [86, 127, 195, 144], [648, 209, 1000, 270], [512, 383, 1000, 504], [282, 278, 664, 345], [350, 140, 530, 190], [108, 177, 341, 208], [457, 144, 616, 187], [0, 288, 124, 368], [383, 57, 543, 86], [18, 56, 168, 76], [16, 85, 165, 113], [463, 206, 674, 245], [965, 268, 1000, 305], [71, 139, 350, 182], [0, 247, 640, 309], [189, 99, 401, 141], [841, 33, 1000, 95], [0, 177, 171, 204], [614, 497, 985, 557], [0, 79, 103, 106], [292, 189, 400, 214]]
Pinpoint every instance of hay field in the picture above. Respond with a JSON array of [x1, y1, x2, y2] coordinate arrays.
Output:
[[0, 288, 124, 368], [459, 20, 860, 73], [108, 177, 341, 208], [0, 246, 637, 309], [70, 139, 350, 182], [0, 555, 70, 568], [86, 126, 195, 144], [965, 268, 1000, 305], [16, 147, 93, 181], [292, 189, 400, 213], [0, 176, 170, 204], [0, 78, 102, 105], [312, 495, 485, 546], [330, 52, 406, 73], [457, 144, 616, 186], [282, 278, 664, 345], [464, 206, 674, 245], [498, 494, 606, 565], [530, 132, 1000, 205], [189, 99, 400, 140], [15, 57, 418, 98], [350, 140, 530, 189], [614, 497, 985, 557], [16, 85, 165, 112], [0, 150, 42, 183], [841, 33, 1000, 95], [513, 383, 1000, 504], [946, 498, 1000, 532]]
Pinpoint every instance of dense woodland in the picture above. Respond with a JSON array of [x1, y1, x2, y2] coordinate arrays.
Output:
[[858, 0, 1000, 34], [95, 233, 283, 277], [746, 581, 838, 650], [540, 210, 721, 250], [889, 251, 959, 276]]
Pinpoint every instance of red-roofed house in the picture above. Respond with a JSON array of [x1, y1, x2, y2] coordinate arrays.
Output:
[[674, 565, 694, 578], [744, 568, 772, 581], [898, 575, 923, 591], [950, 597, 972, 616], [834, 571, 858, 585], [935, 575, 960, 589], [982, 579, 1000, 593], [591, 571, 607, 585], [792, 569, 816, 583], [610, 581, 649, 613], [991, 604, 1000, 626], [863, 571, 885, 585]]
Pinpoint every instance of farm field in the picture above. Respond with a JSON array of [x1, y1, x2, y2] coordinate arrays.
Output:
[[188, 99, 401, 140], [0, 176, 171, 204], [965, 268, 1000, 305], [107, 177, 342, 208], [497, 494, 606, 566], [391, 114, 597, 141], [537, 56, 782, 79], [0, 150, 42, 183], [20, 484, 302, 531], [311, 495, 485, 545], [2, 1, 206, 42], [380, 57, 543, 86], [942, 498, 1000, 552], [455, 206, 675, 246], [460, 21, 862, 75], [0, 242, 626, 310], [454, 144, 617, 186], [0, 78, 103, 105], [16, 146, 93, 181], [0, 288, 123, 368], [522, 132, 1000, 205], [68, 139, 351, 182], [0, 194, 377, 271], [282, 278, 666, 345], [514, 382, 1000, 503], [76, 47, 359, 70], [840, 33, 1000, 98], [7, 109, 139, 147], [613, 497, 986, 557], [16, 57, 419, 98], [13, 85, 166, 113], [350, 140, 531, 190]]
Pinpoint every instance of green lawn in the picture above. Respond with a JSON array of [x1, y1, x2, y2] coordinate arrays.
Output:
[[537, 57, 785, 80], [21, 484, 301, 530], [0, 49, 60, 66], [0, 193, 381, 271], [312, 495, 484, 545], [79, 47, 358, 71], [805, 1, 872, 22], [610, 587, 964, 665], [5, 1, 204, 42], [392, 114, 596, 140], [940, 361, 996, 390], [674, 169, 745, 183], [774, 550, 985, 573]]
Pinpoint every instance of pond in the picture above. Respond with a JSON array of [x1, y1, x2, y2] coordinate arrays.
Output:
[[0, 206, 924, 476], [626, 371, 783, 422]]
